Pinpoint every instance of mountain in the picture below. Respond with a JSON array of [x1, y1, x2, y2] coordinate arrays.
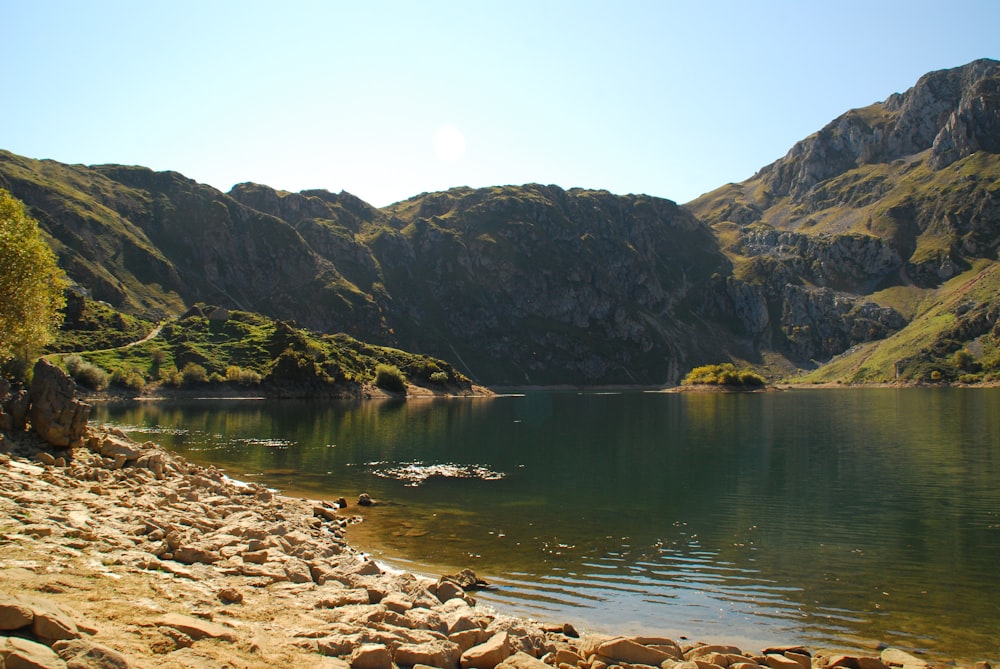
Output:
[[686, 58, 1000, 381], [2, 59, 999, 385]]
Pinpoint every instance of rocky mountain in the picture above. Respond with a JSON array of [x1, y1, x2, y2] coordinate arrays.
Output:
[[688, 58, 1000, 379], [2, 58, 999, 385]]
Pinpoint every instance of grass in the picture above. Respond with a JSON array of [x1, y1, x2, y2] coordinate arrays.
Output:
[[791, 261, 1000, 384], [47, 299, 471, 394]]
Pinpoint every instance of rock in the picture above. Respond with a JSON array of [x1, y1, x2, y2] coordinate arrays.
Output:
[[316, 589, 371, 608], [784, 652, 812, 669], [688, 646, 744, 660], [766, 654, 806, 669], [25, 598, 81, 644], [0, 635, 66, 669], [52, 638, 132, 668], [442, 569, 490, 591], [404, 608, 448, 635], [28, 358, 91, 448], [857, 659, 889, 669], [0, 593, 34, 630], [879, 649, 930, 669], [98, 438, 141, 461], [381, 592, 413, 614], [394, 641, 462, 669], [358, 493, 375, 507], [314, 505, 339, 522], [553, 649, 584, 666], [171, 546, 220, 565], [284, 558, 314, 583], [34, 451, 57, 466], [350, 643, 393, 669], [461, 631, 512, 669], [434, 579, 468, 604], [156, 613, 237, 642], [1, 387, 30, 432], [449, 629, 491, 653], [496, 651, 550, 669], [762, 647, 810, 658], [597, 638, 675, 666], [216, 588, 243, 605]]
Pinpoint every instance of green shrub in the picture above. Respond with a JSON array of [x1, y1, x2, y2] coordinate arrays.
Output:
[[111, 367, 146, 392], [226, 365, 262, 386], [429, 371, 449, 384], [682, 363, 765, 388], [64, 354, 110, 390], [181, 362, 208, 385], [374, 363, 406, 392]]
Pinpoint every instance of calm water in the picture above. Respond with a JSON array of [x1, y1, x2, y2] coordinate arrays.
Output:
[[91, 389, 1000, 662]]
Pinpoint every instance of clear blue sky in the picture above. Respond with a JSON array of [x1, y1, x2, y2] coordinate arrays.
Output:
[[4, 1, 998, 207]]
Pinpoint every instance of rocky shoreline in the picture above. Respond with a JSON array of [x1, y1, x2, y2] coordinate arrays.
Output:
[[1, 364, 994, 669]]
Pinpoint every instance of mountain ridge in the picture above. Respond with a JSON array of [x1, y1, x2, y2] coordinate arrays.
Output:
[[3, 58, 999, 385]]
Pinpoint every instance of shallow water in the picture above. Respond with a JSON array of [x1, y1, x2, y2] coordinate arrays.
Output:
[[92, 389, 1000, 662]]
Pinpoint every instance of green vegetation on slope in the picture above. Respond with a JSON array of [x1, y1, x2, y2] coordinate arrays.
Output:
[[792, 262, 1000, 384], [48, 299, 472, 396]]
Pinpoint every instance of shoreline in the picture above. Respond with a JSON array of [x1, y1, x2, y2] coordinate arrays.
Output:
[[2, 422, 995, 668]]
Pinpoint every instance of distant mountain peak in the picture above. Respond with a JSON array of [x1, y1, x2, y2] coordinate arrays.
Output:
[[759, 58, 1000, 199]]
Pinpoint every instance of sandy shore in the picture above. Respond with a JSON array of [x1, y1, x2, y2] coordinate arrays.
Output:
[[0, 424, 991, 669]]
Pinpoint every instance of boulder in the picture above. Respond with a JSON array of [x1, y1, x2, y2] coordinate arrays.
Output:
[[0, 635, 66, 669], [0, 593, 35, 631], [52, 638, 133, 669], [28, 358, 91, 448], [596, 638, 675, 666], [460, 631, 512, 669], [394, 641, 462, 669], [879, 649, 930, 669], [156, 613, 237, 642], [497, 652, 550, 669], [0, 381, 29, 432], [351, 643, 393, 669]]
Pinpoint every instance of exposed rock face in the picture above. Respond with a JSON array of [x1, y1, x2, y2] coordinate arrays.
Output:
[[737, 228, 902, 291], [375, 185, 728, 384], [760, 59, 1000, 198], [27, 358, 90, 448]]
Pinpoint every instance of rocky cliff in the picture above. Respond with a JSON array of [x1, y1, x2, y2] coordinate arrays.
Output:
[[688, 59, 1000, 374]]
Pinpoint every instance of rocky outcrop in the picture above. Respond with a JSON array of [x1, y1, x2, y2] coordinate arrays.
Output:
[[759, 59, 1000, 198], [27, 358, 91, 448], [375, 185, 729, 384], [779, 285, 907, 360], [736, 227, 902, 291]]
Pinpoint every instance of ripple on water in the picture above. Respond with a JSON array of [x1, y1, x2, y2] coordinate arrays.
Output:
[[354, 461, 506, 486]]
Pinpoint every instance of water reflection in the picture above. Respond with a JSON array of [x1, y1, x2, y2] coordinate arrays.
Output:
[[93, 389, 1000, 662]]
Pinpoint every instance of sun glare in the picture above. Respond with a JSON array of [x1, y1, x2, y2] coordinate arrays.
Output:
[[432, 125, 467, 162]]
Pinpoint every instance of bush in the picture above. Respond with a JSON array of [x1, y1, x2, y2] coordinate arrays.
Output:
[[374, 363, 406, 392], [681, 363, 766, 388], [226, 365, 262, 386], [64, 354, 110, 390], [429, 371, 449, 384], [180, 362, 208, 385], [111, 367, 146, 392]]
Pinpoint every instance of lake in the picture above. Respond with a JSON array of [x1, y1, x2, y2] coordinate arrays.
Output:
[[90, 388, 1000, 662]]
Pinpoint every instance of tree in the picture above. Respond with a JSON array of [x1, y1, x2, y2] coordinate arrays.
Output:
[[0, 189, 67, 370]]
